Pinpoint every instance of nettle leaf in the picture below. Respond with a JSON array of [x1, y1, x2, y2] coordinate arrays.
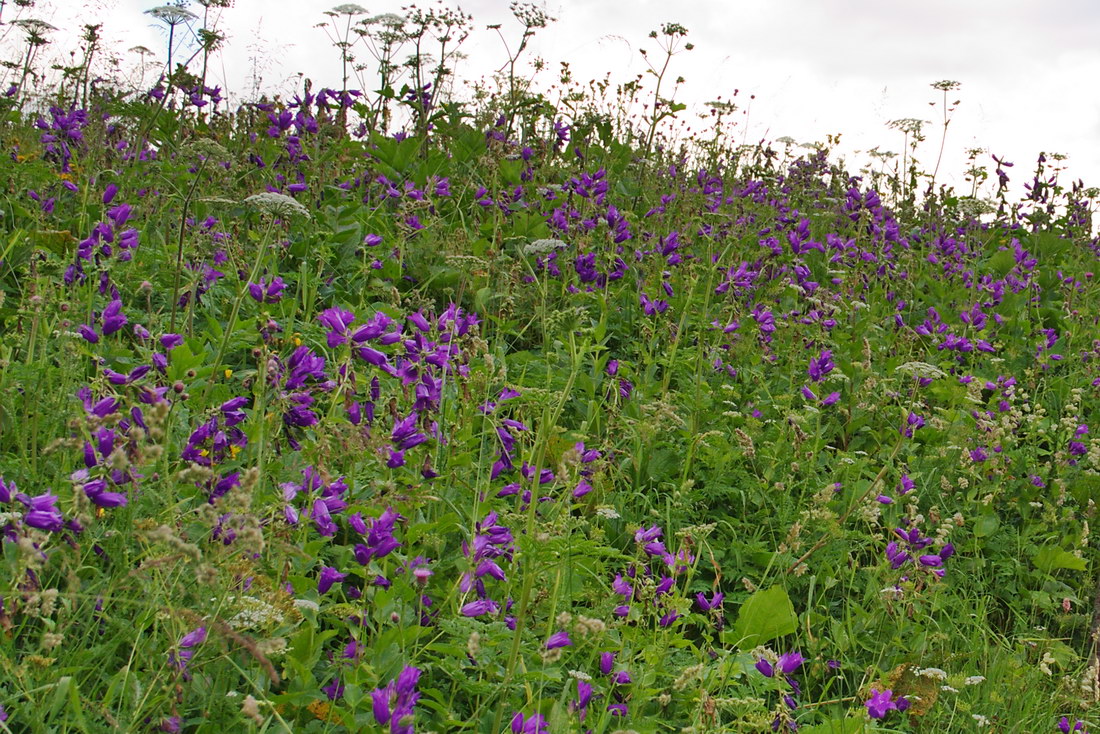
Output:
[[730, 584, 797, 649], [1033, 546, 1087, 572]]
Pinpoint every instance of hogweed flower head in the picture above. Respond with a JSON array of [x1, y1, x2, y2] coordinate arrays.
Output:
[[243, 192, 311, 219]]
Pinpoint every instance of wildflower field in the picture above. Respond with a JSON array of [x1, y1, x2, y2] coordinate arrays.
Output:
[[1, 3, 1100, 732]]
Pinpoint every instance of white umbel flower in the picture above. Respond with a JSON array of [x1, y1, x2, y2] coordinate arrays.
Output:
[[244, 192, 311, 220]]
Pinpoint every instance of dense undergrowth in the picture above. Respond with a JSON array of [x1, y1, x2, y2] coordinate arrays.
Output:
[[1, 3, 1100, 732]]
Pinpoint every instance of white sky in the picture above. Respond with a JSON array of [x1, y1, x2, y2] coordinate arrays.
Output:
[[9, 0, 1100, 201]]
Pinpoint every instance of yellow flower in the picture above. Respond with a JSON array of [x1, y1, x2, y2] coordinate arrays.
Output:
[[224, 368, 233, 379]]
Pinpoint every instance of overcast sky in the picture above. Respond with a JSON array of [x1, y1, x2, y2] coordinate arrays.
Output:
[[9, 0, 1100, 200]]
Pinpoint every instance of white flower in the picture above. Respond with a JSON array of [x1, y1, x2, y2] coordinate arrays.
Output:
[[293, 598, 320, 613], [895, 361, 947, 380], [522, 238, 568, 255], [12, 18, 59, 33], [145, 6, 199, 24], [367, 13, 405, 27], [964, 675, 985, 685], [330, 3, 368, 14], [182, 138, 231, 162], [244, 192, 311, 219], [228, 596, 284, 630], [595, 506, 620, 519], [972, 714, 990, 727], [916, 667, 947, 680]]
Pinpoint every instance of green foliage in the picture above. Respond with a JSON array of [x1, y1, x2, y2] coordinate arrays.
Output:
[[0, 10, 1097, 734]]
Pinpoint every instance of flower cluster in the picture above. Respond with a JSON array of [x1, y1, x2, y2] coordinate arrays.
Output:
[[459, 512, 514, 620], [372, 666, 421, 732]]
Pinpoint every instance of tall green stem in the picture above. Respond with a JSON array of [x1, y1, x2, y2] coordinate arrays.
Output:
[[201, 219, 277, 404]]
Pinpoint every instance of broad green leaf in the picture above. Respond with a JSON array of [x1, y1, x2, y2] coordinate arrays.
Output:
[[29, 229, 77, 256], [731, 584, 797, 649], [800, 718, 867, 734], [1033, 546, 1087, 572], [973, 513, 1000, 538]]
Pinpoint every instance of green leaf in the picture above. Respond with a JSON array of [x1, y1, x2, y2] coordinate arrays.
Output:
[[29, 229, 77, 257], [973, 513, 1000, 538], [799, 718, 867, 734], [730, 585, 797, 649], [1033, 546, 1087, 572]]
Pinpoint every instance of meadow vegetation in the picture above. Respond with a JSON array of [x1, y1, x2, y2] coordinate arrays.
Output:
[[1, 2, 1099, 731]]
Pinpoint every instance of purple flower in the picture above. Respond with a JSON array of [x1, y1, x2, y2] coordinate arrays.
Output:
[[696, 590, 725, 612], [317, 307, 356, 348], [372, 665, 421, 729], [545, 630, 571, 649], [865, 688, 902, 719], [902, 411, 925, 437], [573, 679, 593, 719], [20, 492, 64, 532], [78, 324, 99, 343], [659, 610, 680, 627], [599, 651, 615, 675], [1058, 716, 1087, 733], [248, 277, 286, 304], [179, 627, 207, 648], [102, 299, 128, 335], [169, 626, 207, 674], [777, 651, 804, 674], [460, 599, 500, 617], [899, 474, 915, 494], [475, 559, 506, 582], [318, 566, 347, 595], [808, 349, 834, 382], [83, 480, 128, 508], [322, 677, 344, 700], [755, 658, 775, 677], [511, 712, 549, 734]]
